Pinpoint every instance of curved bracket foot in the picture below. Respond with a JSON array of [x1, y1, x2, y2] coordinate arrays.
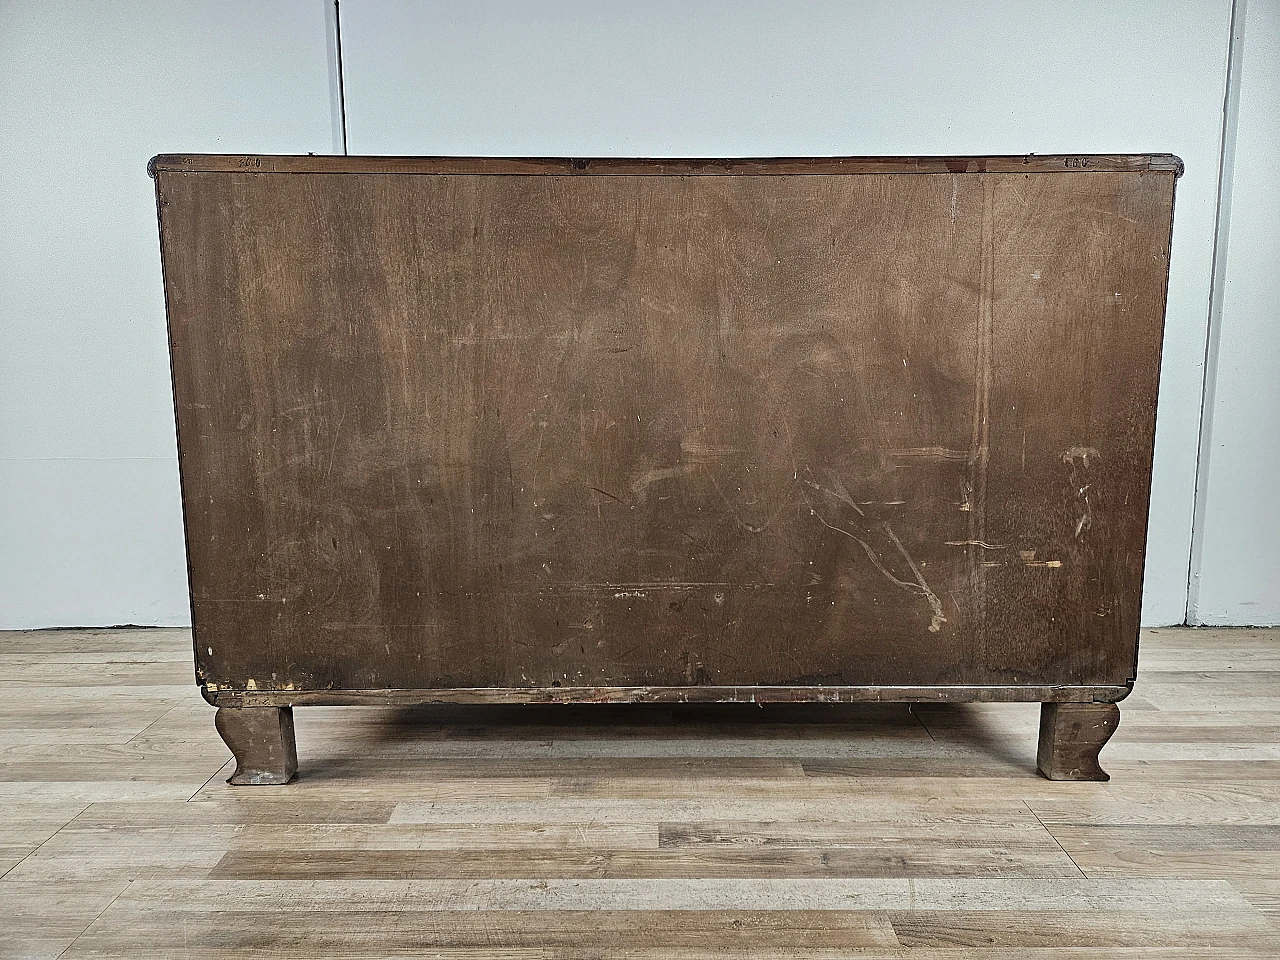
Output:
[[214, 706, 298, 785], [1037, 701, 1120, 781]]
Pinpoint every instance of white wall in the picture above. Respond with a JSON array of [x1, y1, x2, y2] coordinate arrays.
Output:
[[0, 1, 336, 628], [2, 0, 1272, 629], [1190, 0, 1280, 625], [338, 0, 1234, 626]]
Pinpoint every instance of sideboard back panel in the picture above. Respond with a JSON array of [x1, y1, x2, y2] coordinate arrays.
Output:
[[155, 159, 1175, 694]]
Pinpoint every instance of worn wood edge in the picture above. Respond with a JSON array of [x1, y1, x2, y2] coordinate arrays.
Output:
[[151, 164, 202, 687], [1121, 175, 1181, 686], [201, 683, 1134, 709], [148, 153, 1185, 178]]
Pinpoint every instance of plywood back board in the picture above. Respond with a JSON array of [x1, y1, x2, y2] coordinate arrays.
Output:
[[153, 155, 1178, 697]]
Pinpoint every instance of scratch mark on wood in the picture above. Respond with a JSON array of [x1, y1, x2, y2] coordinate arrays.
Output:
[[890, 447, 969, 461], [630, 464, 698, 501], [809, 507, 946, 633], [1062, 446, 1102, 467], [322, 407, 347, 484], [883, 524, 947, 634], [1063, 448, 1100, 538], [587, 485, 624, 503], [802, 471, 865, 516]]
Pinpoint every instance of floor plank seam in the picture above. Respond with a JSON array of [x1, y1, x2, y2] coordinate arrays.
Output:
[[50, 878, 135, 960], [908, 704, 937, 742], [188, 756, 234, 801], [1024, 800, 1088, 880], [122, 698, 192, 746], [5, 627, 1280, 954], [0, 800, 93, 881]]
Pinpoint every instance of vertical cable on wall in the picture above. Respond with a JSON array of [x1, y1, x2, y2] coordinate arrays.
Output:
[[1187, 0, 1246, 624], [326, 0, 350, 154]]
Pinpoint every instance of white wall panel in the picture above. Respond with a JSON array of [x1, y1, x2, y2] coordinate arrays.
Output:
[[1190, 0, 1280, 625], [339, 0, 1234, 625], [0, 1, 336, 628]]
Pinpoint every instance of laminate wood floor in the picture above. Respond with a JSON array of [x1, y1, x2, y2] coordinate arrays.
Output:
[[1, 627, 1278, 958]]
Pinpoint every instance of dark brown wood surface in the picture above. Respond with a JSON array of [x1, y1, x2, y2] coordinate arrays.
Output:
[[1037, 702, 1122, 781], [154, 156, 1177, 699]]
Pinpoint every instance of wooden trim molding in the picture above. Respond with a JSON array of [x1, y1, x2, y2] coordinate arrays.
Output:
[[150, 153, 1185, 178], [202, 683, 1135, 709]]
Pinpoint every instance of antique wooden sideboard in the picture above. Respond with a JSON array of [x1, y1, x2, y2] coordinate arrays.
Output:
[[151, 153, 1180, 784]]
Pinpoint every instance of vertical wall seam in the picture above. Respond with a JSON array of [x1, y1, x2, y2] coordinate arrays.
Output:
[[335, 0, 350, 155], [326, 0, 350, 155], [1187, 0, 1247, 624]]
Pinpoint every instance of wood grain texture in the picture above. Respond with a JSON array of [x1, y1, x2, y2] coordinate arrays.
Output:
[[1, 627, 1278, 958], [153, 157, 1177, 703]]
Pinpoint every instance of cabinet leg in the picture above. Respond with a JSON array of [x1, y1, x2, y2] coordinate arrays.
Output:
[[214, 706, 298, 785], [1037, 702, 1120, 781]]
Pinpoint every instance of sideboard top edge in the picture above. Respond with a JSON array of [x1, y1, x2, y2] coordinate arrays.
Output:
[[148, 153, 1185, 179]]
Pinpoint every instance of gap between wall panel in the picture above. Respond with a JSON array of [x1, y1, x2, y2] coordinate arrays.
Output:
[[325, 0, 349, 155], [1187, 0, 1246, 625]]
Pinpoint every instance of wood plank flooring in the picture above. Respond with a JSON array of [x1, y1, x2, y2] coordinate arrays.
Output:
[[0, 626, 1277, 958]]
